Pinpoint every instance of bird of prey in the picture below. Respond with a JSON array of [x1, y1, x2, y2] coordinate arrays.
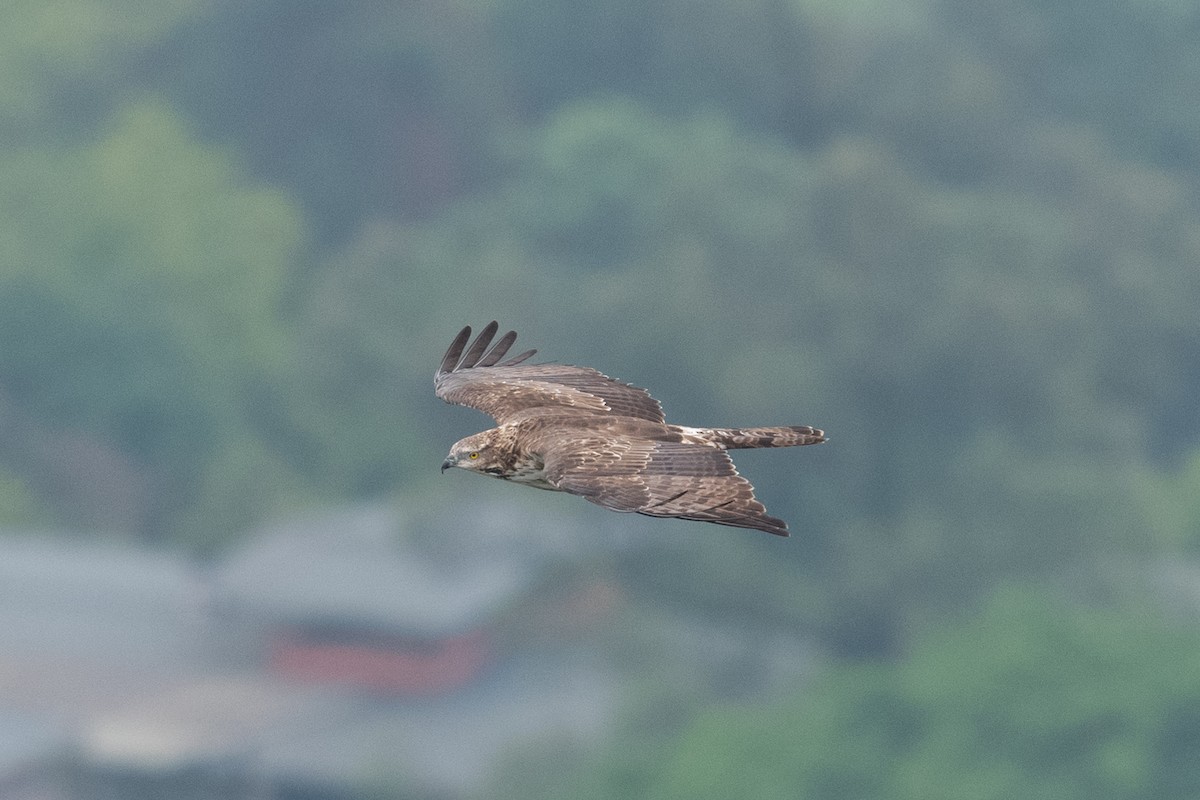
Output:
[[436, 322, 825, 536]]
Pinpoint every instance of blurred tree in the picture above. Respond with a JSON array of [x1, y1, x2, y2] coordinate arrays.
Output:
[[290, 98, 826, 501], [153, 0, 515, 249], [493, 0, 834, 142], [640, 588, 1200, 800], [1, 0, 1195, 655], [299, 95, 1198, 656], [940, 0, 1200, 176], [0, 102, 306, 547], [0, 0, 203, 138], [1136, 449, 1200, 555]]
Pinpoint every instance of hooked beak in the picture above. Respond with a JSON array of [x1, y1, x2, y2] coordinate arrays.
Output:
[[441, 457, 454, 473]]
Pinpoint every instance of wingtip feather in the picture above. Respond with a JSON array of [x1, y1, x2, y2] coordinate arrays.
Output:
[[477, 329, 518, 367], [460, 321, 499, 369], [438, 325, 472, 377], [498, 348, 537, 366]]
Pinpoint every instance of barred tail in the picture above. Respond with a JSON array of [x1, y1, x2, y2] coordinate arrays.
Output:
[[681, 425, 827, 449]]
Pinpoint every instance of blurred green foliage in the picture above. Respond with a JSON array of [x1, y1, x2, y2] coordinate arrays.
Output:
[[0, 0, 1194, 615], [638, 588, 1200, 800], [1, 0, 1198, 792], [498, 587, 1200, 800], [0, 98, 306, 545]]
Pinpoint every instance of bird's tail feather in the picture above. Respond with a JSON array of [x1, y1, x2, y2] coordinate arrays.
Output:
[[694, 425, 826, 449]]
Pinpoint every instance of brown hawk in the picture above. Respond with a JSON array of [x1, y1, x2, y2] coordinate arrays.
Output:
[[436, 322, 825, 536]]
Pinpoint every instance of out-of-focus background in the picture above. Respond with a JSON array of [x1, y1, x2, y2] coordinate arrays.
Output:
[[2, 1, 1199, 798]]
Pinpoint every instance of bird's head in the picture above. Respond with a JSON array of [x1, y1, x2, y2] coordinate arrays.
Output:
[[441, 432, 507, 477]]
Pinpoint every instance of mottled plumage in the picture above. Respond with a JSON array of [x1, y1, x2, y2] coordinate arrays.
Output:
[[437, 322, 826, 536]]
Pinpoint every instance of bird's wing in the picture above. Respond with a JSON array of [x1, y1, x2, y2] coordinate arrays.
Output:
[[542, 431, 789, 536], [435, 322, 665, 425]]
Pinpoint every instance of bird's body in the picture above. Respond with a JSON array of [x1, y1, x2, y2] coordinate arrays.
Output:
[[437, 322, 825, 536]]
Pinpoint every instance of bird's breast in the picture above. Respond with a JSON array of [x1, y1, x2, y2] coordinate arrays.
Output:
[[505, 456, 558, 491]]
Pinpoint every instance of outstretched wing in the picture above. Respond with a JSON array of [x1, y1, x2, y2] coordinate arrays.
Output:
[[435, 322, 665, 425], [542, 431, 789, 536]]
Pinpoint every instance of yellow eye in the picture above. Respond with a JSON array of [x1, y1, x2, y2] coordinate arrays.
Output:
[[468, 452, 479, 459]]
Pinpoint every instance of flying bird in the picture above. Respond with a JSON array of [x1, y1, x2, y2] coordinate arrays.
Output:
[[436, 322, 825, 536]]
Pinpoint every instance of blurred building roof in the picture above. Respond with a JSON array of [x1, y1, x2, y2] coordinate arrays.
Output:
[[0, 708, 69, 778], [210, 504, 535, 635], [80, 677, 349, 772], [0, 533, 208, 703], [0, 506, 620, 798], [76, 658, 615, 796]]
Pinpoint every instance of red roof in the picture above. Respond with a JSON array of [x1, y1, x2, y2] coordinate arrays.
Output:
[[268, 628, 491, 695]]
